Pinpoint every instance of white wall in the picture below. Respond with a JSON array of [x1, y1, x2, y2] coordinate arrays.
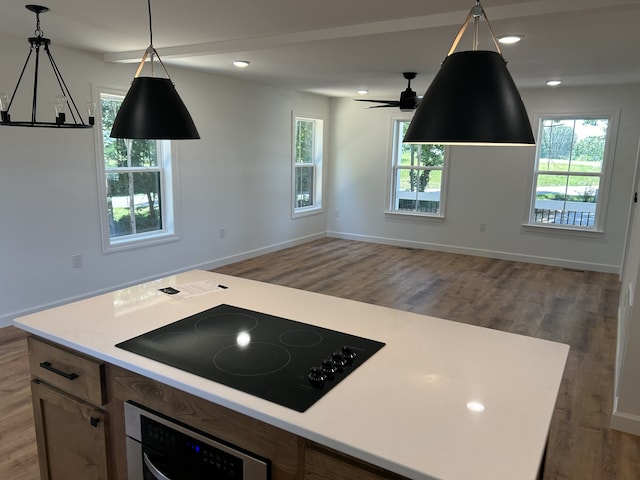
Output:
[[613, 167, 640, 435], [0, 32, 330, 327], [327, 86, 640, 272]]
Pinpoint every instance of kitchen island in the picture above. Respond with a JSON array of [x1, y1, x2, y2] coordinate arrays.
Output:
[[15, 269, 569, 480]]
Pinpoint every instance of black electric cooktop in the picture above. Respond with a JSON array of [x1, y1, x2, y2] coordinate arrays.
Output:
[[116, 304, 385, 412]]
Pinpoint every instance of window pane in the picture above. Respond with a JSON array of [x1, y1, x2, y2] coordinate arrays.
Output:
[[133, 172, 162, 233], [569, 119, 607, 173], [538, 118, 608, 174], [540, 119, 575, 165], [395, 169, 441, 213], [295, 120, 314, 164], [399, 144, 445, 167], [295, 166, 314, 208], [107, 172, 162, 237], [533, 174, 599, 227], [130, 140, 158, 168], [107, 173, 133, 237]]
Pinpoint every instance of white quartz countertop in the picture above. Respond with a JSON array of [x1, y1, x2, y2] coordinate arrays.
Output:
[[14, 269, 569, 480]]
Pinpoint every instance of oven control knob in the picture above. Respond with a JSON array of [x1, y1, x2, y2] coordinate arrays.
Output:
[[308, 367, 327, 388], [341, 346, 356, 365], [321, 359, 337, 379], [331, 352, 347, 372]]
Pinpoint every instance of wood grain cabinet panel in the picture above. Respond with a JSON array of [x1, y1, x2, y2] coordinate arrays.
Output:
[[28, 337, 106, 406], [31, 380, 109, 480], [303, 443, 408, 480]]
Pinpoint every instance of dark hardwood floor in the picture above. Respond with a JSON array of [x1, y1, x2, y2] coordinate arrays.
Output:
[[2, 238, 639, 479]]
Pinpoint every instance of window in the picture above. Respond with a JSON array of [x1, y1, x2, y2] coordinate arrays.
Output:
[[95, 88, 177, 252], [292, 115, 323, 216], [389, 119, 448, 216], [528, 115, 616, 231]]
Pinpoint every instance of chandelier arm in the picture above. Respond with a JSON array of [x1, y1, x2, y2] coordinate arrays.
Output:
[[45, 45, 85, 124], [7, 48, 35, 112], [32, 43, 42, 124]]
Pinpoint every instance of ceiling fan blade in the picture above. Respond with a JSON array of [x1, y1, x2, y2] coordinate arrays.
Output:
[[356, 72, 420, 110], [366, 104, 401, 109], [354, 99, 400, 106]]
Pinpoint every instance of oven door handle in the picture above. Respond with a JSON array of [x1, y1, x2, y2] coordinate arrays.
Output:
[[143, 452, 172, 480]]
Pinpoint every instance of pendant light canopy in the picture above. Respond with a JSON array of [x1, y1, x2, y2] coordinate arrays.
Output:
[[0, 5, 93, 129], [110, 0, 200, 140], [403, 1, 534, 146]]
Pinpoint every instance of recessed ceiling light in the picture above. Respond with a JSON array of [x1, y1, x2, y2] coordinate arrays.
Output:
[[546, 80, 562, 86], [233, 60, 250, 68], [357, 89, 369, 95], [497, 34, 524, 45]]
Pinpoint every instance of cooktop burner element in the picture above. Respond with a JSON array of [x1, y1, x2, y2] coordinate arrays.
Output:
[[116, 304, 385, 412]]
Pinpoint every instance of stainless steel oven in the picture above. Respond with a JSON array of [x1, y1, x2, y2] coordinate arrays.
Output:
[[124, 401, 270, 480]]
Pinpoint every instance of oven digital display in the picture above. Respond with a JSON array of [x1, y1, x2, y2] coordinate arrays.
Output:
[[141, 416, 242, 479]]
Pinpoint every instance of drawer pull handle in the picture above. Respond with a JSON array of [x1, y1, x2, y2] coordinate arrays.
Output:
[[39, 361, 79, 380]]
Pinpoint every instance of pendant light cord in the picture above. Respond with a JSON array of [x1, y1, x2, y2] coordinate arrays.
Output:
[[133, 0, 172, 80], [147, 0, 153, 47]]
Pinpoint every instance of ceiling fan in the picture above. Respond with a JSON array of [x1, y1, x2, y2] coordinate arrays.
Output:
[[355, 72, 421, 112]]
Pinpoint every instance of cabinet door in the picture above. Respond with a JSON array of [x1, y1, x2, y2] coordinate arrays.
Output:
[[304, 445, 403, 480], [31, 380, 109, 480]]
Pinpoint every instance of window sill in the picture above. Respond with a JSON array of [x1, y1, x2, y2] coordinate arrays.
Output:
[[521, 223, 604, 238], [384, 210, 445, 221], [104, 231, 180, 253], [292, 206, 324, 219]]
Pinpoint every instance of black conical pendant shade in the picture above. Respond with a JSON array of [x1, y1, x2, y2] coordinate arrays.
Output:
[[404, 51, 534, 146], [110, 77, 200, 139]]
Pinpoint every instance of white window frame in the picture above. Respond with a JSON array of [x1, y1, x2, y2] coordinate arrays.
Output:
[[525, 112, 618, 233], [93, 85, 179, 253], [387, 117, 449, 218], [292, 113, 324, 218]]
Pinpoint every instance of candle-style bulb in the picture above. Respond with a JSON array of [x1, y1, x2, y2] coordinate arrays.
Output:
[[86, 100, 96, 125], [55, 95, 67, 124], [0, 93, 9, 122]]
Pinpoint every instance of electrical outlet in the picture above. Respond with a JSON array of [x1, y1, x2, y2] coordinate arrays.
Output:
[[72, 254, 83, 268], [479, 223, 487, 232], [335, 209, 340, 218], [219, 227, 226, 239]]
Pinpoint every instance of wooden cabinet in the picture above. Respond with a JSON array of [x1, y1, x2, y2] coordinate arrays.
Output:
[[26, 337, 407, 480], [28, 337, 110, 480], [303, 442, 407, 480]]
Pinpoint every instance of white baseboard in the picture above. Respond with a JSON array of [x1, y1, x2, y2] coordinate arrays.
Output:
[[1, 232, 326, 330], [3, 230, 619, 329], [327, 231, 620, 274], [611, 405, 640, 436]]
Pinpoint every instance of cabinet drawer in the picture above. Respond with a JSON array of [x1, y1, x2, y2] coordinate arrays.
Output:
[[28, 336, 106, 406]]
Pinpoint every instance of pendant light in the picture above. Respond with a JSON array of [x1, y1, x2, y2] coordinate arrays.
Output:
[[110, 0, 200, 140], [0, 5, 92, 129], [403, 1, 534, 146]]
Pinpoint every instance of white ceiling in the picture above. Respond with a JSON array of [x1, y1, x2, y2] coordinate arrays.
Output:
[[2, 0, 640, 100]]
